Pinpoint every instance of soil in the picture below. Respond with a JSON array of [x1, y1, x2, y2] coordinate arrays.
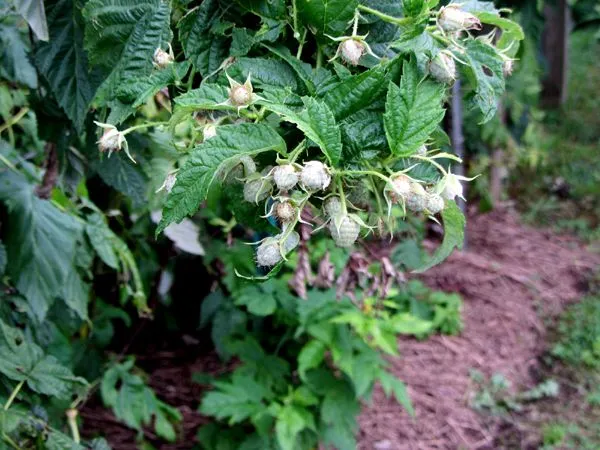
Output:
[[81, 207, 600, 450]]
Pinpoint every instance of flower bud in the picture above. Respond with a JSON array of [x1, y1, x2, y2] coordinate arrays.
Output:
[[204, 124, 218, 140], [300, 161, 331, 191], [426, 193, 445, 214], [153, 47, 174, 68], [243, 178, 272, 204], [273, 164, 299, 191], [275, 201, 297, 224], [406, 183, 427, 212], [329, 215, 361, 247], [94, 122, 126, 154], [503, 59, 514, 77], [340, 39, 365, 66], [438, 5, 482, 32], [429, 52, 457, 84]]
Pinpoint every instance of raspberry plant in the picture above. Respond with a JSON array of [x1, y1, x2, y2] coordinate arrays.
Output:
[[0, 0, 522, 448]]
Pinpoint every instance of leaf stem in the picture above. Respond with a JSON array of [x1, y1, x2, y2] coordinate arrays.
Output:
[[4, 381, 24, 411], [122, 121, 168, 135], [357, 5, 412, 26], [0, 107, 30, 135]]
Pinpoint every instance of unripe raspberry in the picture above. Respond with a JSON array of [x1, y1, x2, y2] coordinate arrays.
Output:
[[389, 174, 412, 203], [438, 5, 482, 32], [153, 47, 174, 68], [429, 52, 456, 84], [406, 183, 427, 212], [243, 178, 271, 204], [230, 84, 252, 106], [273, 164, 298, 191], [340, 39, 365, 66], [275, 201, 297, 223], [256, 238, 282, 267], [300, 161, 331, 191], [329, 215, 361, 247], [204, 124, 217, 140], [426, 193, 445, 214], [324, 196, 342, 217]]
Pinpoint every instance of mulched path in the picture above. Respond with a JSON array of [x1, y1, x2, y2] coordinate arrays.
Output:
[[82, 208, 599, 449]]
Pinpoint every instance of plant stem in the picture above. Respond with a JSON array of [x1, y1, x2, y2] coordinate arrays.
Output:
[[67, 410, 80, 443], [2, 434, 20, 450], [357, 5, 412, 26], [370, 176, 384, 216], [339, 169, 395, 187], [316, 46, 323, 68], [122, 121, 168, 135], [337, 177, 347, 214], [4, 381, 24, 411], [0, 107, 30, 135], [411, 155, 447, 175]]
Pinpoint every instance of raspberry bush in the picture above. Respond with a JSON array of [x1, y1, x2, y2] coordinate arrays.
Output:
[[0, 0, 522, 448]]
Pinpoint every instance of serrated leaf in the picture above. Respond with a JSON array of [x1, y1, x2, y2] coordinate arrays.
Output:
[[227, 57, 300, 91], [0, 24, 38, 88], [403, 0, 426, 17], [297, 0, 358, 38], [461, 39, 505, 123], [34, 0, 101, 131], [0, 171, 81, 321], [341, 110, 387, 162], [85, 0, 172, 105], [379, 371, 414, 416], [297, 340, 326, 378], [235, 284, 277, 316], [322, 66, 386, 120], [46, 430, 86, 450], [173, 83, 231, 114], [414, 200, 465, 272], [261, 96, 342, 165], [157, 123, 286, 234], [262, 44, 315, 94], [320, 382, 359, 446], [86, 214, 120, 270], [116, 61, 191, 108], [16, 0, 49, 41], [275, 404, 315, 450], [95, 154, 148, 207], [235, 0, 286, 19], [62, 269, 90, 321], [177, 0, 228, 76], [384, 59, 445, 156], [0, 324, 87, 398]]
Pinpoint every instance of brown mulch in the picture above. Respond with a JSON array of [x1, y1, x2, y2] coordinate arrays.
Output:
[[82, 208, 600, 450], [357, 207, 599, 450]]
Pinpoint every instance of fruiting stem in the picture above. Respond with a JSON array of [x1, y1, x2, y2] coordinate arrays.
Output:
[[4, 381, 24, 411], [0, 107, 29, 135], [316, 46, 323, 68], [287, 140, 306, 162], [296, 29, 307, 59], [370, 176, 384, 217], [67, 410, 80, 443], [337, 177, 348, 215], [411, 155, 448, 175], [122, 121, 168, 135], [352, 10, 360, 36], [357, 5, 412, 26], [339, 169, 395, 188]]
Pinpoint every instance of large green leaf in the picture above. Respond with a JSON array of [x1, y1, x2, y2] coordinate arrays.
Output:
[[0, 24, 38, 88], [296, 0, 358, 38], [414, 200, 465, 273], [462, 39, 505, 123], [177, 0, 228, 76], [95, 154, 148, 207], [157, 123, 286, 234], [84, 0, 172, 105], [227, 57, 300, 91], [46, 430, 86, 450], [262, 44, 315, 94], [0, 171, 81, 321], [34, 0, 101, 131], [86, 214, 120, 270], [322, 67, 386, 120], [379, 371, 414, 416], [261, 97, 342, 166], [275, 404, 316, 450], [16, 0, 49, 41], [173, 83, 231, 114], [0, 321, 87, 398], [383, 58, 445, 156], [297, 340, 326, 378]]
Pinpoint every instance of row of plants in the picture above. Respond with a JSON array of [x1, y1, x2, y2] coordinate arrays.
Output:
[[0, 0, 521, 448]]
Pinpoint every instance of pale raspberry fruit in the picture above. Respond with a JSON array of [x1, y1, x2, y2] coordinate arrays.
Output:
[[329, 215, 360, 247], [275, 201, 296, 223], [429, 52, 456, 84], [389, 174, 412, 203], [426, 193, 445, 214], [406, 183, 427, 212], [256, 238, 281, 267], [324, 196, 342, 217], [273, 164, 298, 191], [230, 85, 252, 106], [300, 161, 331, 191]]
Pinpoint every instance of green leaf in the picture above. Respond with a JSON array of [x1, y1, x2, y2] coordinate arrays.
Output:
[[414, 200, 465, 273], [86, 214, 120, 270], [297, 340, 326, 378], [101, 360, 182, 441], [389, 313, 433, 335], [0, 24, 38, 88], [261, 96, 342, 165], [403, 0, 426, 17], [173, 83, 231, 114], [341, 110, 387, 162], [84, 0, 172, 105], [95, 154, 148, 207], [62, 269, 90, 321], [46, 430, 86, 450], [379, 371, 414, 416], [262, 44, 315, 94], [297, 0, 358, 38], [0, 172, 81, 321], [235, 284, 277, 316], [34, 0, 101, 132], [476, 12, 524, 53], [320, 382, 359, 448], [461, 39, 505, 123], [0, 241, 6, 276], [227, 57, 300, 91], [384, 58, 445, 156], [116, 61, 191, 108], [275, 404, 315, 450], [200, 371, 270, 424], [16, 0, 49, 41], [177, 0, 228, 76], [0, 323, 87, 398], [157, 123, 286, 234], [323, 66, 386, 120], [235, 0, 286, 19]]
